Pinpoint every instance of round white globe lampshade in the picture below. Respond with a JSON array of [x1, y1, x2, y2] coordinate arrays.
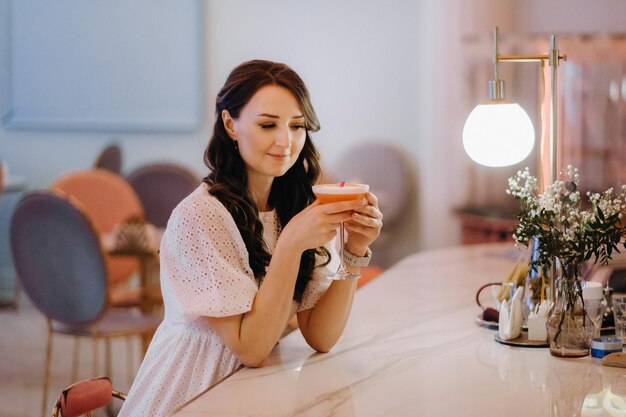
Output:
[[462, 102, 535, 167]]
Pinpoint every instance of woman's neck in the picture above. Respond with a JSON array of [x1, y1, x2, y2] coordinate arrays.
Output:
[[248, 174, 273, 212]]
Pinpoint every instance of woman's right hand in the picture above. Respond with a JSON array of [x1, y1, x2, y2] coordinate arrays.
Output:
[[280, 198, 367, 253]]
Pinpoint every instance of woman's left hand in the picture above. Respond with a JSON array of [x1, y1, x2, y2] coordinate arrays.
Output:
[[344, 192, 383, 256]]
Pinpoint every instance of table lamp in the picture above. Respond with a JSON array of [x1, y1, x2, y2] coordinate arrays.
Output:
[[463, 26, 566, 187], [463, 27, 567, 301]]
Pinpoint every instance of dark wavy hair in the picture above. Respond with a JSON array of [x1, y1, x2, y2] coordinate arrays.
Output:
[[203, 59, 330, 302]]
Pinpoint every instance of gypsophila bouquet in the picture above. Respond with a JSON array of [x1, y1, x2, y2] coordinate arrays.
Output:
[[507, 165, 626, 275]]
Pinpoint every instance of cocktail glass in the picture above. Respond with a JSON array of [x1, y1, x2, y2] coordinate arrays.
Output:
[[584, 299, 604, 339], [312, 183, 369, 280]]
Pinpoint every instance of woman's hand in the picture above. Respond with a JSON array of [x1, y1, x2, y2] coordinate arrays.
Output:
[[281, 198, 367, 253], [344, 192, 383, 256]]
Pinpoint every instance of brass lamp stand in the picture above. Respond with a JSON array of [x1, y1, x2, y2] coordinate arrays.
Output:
[[489, 26, 566, 188], [465, 27, 567, 301]]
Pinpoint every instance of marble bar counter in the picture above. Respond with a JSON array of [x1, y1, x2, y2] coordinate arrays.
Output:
[[173, 243, 626, 417]]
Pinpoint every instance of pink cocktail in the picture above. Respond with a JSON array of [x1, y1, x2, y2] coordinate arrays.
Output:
[[312, 183, 369, 280]]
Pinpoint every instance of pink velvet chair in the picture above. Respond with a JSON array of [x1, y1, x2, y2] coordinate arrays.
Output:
[[93, 143, 122, 174], [333, 142, 417, 275], [51, 376, 126, 417], [126, 162, 199, 228]]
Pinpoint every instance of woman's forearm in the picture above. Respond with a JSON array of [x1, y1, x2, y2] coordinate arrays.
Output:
[[239, 246, 301, 362], [206, 237, 303, 367], [298, 273, 358, 352]]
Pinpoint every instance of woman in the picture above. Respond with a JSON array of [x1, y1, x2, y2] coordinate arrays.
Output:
[[119, 60, 383, 417]]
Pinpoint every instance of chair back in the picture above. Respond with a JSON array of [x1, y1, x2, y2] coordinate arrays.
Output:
[[93, 144, 122, 174], [333, 142, 415, 227], [51, 169, 143, 285], [10, 192, 107, 324], [127, 163, 199, 228], [333, 142, 417, 268], [53, 376, 126, 417]]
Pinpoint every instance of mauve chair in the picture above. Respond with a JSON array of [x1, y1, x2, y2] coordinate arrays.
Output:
[[333, 142, 417, 272], [51, 376, 126, 417], [126, 162, 200, 228], [10, 191, 161, 417], [93, 143, 122, 174]]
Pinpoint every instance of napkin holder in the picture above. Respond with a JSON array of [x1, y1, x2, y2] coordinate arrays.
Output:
[[498, 286, 524, 340], [527, 300, 553, 341], [527, 316, 548, 341]]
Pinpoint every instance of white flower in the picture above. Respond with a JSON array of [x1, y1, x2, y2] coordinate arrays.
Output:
[[507, 165, 626, 267]]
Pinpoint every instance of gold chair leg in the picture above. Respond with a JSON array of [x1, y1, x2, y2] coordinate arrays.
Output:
[[141, 332, 153, 356], [126, 337, 134, 386], [105, 339, 114, 417], [42, 325, 53, 417], [139, 259, 149, 314], [92, 338, 99, 377], [72, 337, 80, 382], [105, 338, 112, 379]]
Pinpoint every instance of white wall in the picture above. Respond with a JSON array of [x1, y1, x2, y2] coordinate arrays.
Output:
[[1, 0, 625, 259], [205, 0, 432, 259], [0, 1, 211, 188]]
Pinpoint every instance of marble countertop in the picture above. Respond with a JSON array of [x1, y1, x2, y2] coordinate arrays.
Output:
[[173, 243, 626, 417]]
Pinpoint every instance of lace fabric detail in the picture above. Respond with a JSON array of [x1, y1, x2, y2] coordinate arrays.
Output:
[[118, 183, 335, 417]]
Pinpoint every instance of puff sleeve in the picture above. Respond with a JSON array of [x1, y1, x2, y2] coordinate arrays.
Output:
[[159, 188, 258, 317]]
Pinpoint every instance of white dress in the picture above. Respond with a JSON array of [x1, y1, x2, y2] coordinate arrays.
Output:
[[118, 183, 337, 417]]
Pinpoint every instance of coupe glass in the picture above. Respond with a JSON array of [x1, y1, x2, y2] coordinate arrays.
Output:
[[312, 183, 369, 280]]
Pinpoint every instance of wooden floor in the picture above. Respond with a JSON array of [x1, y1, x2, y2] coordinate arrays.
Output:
[[0, 293, 145, 417]]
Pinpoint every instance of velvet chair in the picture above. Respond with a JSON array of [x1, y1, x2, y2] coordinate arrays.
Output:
[[126, 162, 199, 228], [51, 168, 145, 307], [93, 143, 122, 174], [51, 376, 126, 417], [10, 191, 161, 417], [333, 142, 418, 279]]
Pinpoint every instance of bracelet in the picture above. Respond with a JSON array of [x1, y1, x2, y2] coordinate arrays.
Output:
[[342, 245, 372, 268]]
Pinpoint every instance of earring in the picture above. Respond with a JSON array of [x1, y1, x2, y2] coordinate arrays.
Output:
[[233, 140, 239, 151]]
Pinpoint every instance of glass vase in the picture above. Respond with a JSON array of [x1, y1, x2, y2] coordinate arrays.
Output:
[[524, 274, 543, 322], [546, 262, 593, 358], [523, 237, 551, 323]]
